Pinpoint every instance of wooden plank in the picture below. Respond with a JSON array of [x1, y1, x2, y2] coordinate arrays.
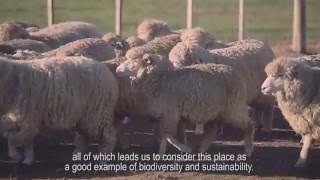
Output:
[[238, 0, 244, 40], [47, 0, 54, 26], [292, 0, 306, 53], [115, 0, 122, 35], [187, 0, 193, 29]]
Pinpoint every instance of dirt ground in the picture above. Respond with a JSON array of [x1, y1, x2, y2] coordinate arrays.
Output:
[[0, 40, 319, 179]]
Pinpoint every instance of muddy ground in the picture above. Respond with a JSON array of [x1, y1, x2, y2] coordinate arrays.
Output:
[[0, 41, 319, 179]]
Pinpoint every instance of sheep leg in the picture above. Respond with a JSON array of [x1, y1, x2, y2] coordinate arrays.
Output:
[[22, 138, 34, 165], [99, 125, 117, 153], [253, 108, 263, 130], [158, 135, 168, 155], [73, 133, 88, 154], [261, 106, 274, 132], [177, 121, 187, 145], [197, 123, 219, 153], [295, 134, 312, 168], [194, 123, 204, 135], [7, 134, 22, 162], [244, 123, 255, 158]]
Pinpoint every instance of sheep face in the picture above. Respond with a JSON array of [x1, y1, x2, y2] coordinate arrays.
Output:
[[262, 58, 304, 95], [261, 75, 285, 95]]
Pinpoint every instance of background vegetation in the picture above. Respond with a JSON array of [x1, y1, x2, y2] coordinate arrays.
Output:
[[1, 0, 319, 42]]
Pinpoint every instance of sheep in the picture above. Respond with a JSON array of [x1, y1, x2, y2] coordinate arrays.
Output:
[[102, 57, 156, 150], [116, 53, 255, 156], [119, 34, 181, 76], [137, 18, 177, 42], [0, 56, 119, 165], [29, 21, 103, 38], [261, 57, 320, 168], [11, 38, 117, 61], [46, 38, 117, 61], [126, 36, 146, 48], [103, 33, 146, 57], [169, 39, 276, 132], [0, 39, 52, 54], [28, 31, 86, 49], [180, 27, 224, 49], [0, 22, 86, 48], [2, 20, 40, 29], [0, 23, 29, 42]]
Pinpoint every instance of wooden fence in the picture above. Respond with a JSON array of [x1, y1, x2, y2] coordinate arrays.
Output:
[[46, 0, 307, 53]]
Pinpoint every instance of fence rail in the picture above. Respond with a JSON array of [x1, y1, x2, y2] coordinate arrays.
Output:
[[45, 0, 307, 53]]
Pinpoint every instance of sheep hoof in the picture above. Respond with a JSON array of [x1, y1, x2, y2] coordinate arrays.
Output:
[[245, 147, 254, 158], [295, 159, 307, 168], [195, 124, 204, 135], [22, 158, 33, 165]]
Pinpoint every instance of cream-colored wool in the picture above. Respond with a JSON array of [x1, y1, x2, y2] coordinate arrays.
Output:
[[137, 19, 175, 42], [0, 39, 51, 54], [169, 39, 275, 131], [0, 56, 119, 165], [263, 57, 320, 167], [119, 53, 254, 156]]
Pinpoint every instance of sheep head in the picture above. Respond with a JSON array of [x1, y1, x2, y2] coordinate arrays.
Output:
[[0, 23, 29, 42], [169, 42, 203, 69], [180, 27, 216, 49], [116, 53, 173, 78], [137, 19, 171, 42], [261, 57, 305, 95]]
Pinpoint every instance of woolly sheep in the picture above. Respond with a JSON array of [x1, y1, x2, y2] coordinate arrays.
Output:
[[28, 31, 86, 49], [126, 36, 146, 48], [0, 23, 29, 42], [0, 56, 119, 165], [169, 39, 275, 131], [103, 34, 146, 57], [261, 57, 320, 167], [29, 21, 103, 38], [11, 38, 117, 61], [0, 39, 51, 54], [137, 19, 176, 42], [117, 34, 180, 76], [2, 20, 40, 29], [116, 53, 255, 156], [46, 38, 117, 61], [102, 32, 131, 57]]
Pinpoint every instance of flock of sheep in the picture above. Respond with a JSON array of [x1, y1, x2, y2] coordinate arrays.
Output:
[[0, 18, 319, 169]]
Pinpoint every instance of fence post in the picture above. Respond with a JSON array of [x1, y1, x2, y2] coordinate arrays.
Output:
[[47, 0, 54, 26], [292, 0, 306, 53], [115, 0, 122, 36], [238, 0, 244, 40], [187, 0, 193, 29]]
